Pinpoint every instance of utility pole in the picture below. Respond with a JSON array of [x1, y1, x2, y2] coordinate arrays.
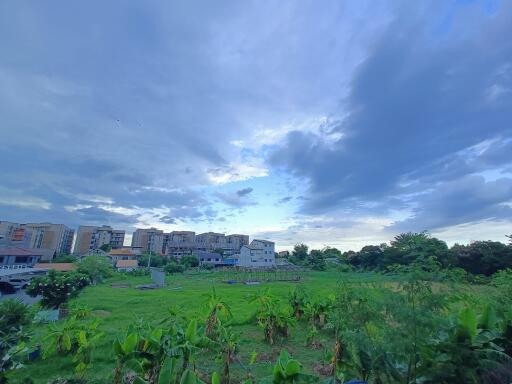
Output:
[[147, 249, 152, 269]]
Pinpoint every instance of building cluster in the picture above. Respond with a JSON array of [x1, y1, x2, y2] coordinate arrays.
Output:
[[0, 221, 276, 269]]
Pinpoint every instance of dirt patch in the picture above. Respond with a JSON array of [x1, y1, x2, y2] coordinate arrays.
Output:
[[314, 363, 332, 376], [111, 283, 130, 288]]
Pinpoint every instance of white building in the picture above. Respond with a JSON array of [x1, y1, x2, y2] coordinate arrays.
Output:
[[237, 239, 275, 268]]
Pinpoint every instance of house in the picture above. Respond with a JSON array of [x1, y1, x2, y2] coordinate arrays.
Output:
[[196, 250, 223, 266], [0, 247, 43, 267], [108, 248, 140, 266], [33, 263, 77, 272], [116, 259, 139, 272], [237, 239, 275, 268]]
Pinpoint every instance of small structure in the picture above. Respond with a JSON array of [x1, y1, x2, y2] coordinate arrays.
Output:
[[116, 259, 139, 272], [150, 268, 166, 287], [237, 239, 275, 268], [34, 263, 76, 272], [108, 248, 140, 266], [197, 250, 223, 266], [0, 247, 43, 267]]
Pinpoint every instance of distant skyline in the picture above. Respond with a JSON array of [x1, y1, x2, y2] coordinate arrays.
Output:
[[1, 1, 511, 252]]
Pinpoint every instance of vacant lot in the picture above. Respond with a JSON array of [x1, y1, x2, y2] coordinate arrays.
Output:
[[8, 270, 494, 383]]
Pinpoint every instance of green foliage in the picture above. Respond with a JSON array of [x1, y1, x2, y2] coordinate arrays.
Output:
[[288, 286, 309, 319], [77, 256, 113, 284], [271, 350, 316, 383], [250, 290, 294, 345], [203, 288, 233, 339], [452, 241, 512, 275], [0, 299, 32, 331], [139, 253, 168, 268], [26, 270, 90, 309], [181, 256, 199, 268], [99, 244, 112, 252], [165, 262, 186, 274]]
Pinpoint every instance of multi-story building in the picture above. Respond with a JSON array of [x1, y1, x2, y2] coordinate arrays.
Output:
[[0, 221, 74, 259], [165, 231, 250, 259], [237, 239, 276, 268], [195, 232, 226, 251], [166, 231, 196, 258], [225, 234, 249, 256], [74, 225, 125, 255], [131, 228, 165, 254]]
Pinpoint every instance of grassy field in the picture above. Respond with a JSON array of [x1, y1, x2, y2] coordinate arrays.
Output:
[[8, 270, 495, 383]]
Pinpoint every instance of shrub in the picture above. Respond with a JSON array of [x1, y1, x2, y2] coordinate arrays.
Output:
[[164, 262, 185, 274], [77, 256, 113, 284], [26, 271, 90, 309], [181, 255, 199, 268], [0, 299, 32, 332]]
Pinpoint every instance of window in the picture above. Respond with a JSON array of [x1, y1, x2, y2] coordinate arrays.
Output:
[[0, 256, 4, 263], [15, 256, 29, 264]]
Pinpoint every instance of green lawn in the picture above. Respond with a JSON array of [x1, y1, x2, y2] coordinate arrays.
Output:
[[8, 271, 493, 383]]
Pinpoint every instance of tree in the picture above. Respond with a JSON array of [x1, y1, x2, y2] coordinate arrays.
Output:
[[383, 232, 453, 268], [99, 244, 112, 252], [322, 247, 342, 260], [292, 244, 308, 262], [452, 241, 512, 275], [350, 245, 384, 269], [181, 255, 199, 268], [164, 262, 185, 274], [507, 234, 512, 246], [138, 253, 167, 268], [26, 271, 90, 308], [77, 256, 113, 284]]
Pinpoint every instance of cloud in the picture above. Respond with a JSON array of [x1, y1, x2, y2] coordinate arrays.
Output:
[[236, 188, 253, 197], [270, 1, 512, 231]]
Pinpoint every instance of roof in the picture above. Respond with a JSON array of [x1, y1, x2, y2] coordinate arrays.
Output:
[[34, 263, 76, 272], [116, 259, 138, 268], [109, 248, 138, 256], [0, 247, 43, 256], [251, 239, 275, 245]]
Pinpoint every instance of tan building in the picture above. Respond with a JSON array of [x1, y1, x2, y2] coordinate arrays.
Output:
[[74, 225, 125, 255], [0, 221, 74, 260], [131, 228, 164, 254]]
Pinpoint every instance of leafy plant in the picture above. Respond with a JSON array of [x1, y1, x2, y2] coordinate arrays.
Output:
[[26, 270, 90, 309]]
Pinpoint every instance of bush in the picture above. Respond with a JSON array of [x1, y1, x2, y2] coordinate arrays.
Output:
[[77, 256, 113, 284], [164, 262, 185, 274], [0, 299, 32, 332], [26, 271, 90, 309], [181, 255, 199, 268]]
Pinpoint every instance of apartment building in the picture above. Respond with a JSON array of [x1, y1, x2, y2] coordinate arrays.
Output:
[[164, 231, 249, 258], [166, 231, 196, 258], [0, 221, 74, 259], [237, 239, 276, 268], [74, 225, 125, 255], [131, 228, 165, 254]]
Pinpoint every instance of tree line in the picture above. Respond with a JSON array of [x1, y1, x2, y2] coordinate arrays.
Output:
[[287, 232, 512, 275]]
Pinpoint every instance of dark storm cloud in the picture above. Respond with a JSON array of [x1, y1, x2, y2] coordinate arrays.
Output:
[[270, 2, 512, 230]]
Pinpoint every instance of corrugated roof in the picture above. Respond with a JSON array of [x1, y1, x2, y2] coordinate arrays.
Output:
[[34, 263, 76, 271], [116, 259, 138, 268], [109, 248, 137, 256]]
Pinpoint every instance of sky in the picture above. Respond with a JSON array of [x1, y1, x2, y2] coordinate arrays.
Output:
[[0, 0, 511, 251]]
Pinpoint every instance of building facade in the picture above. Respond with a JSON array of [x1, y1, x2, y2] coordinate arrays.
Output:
[[165, 231, 249, 258], [131, 228, 165, 254], [237, 239, 275, 268], [0, 221, 74, 259], [0, 247, 43, 267], [74, 225, 125, 255]]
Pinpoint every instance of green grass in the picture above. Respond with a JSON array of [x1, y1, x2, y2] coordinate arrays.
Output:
[[8, 270, 494, 383]]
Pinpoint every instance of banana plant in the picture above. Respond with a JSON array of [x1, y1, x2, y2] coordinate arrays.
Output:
[[203, 288, 233, 340], [271, 350, 316, 383]]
